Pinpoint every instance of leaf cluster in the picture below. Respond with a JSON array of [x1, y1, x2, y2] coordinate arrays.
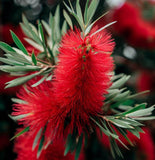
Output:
[[0, 6, 67, 88]]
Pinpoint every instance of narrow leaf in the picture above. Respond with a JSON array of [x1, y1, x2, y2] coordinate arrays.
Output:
[[37, 136, 44, 159], [84, 0, 89, 24], [120, 103, 146, 116], [0, 57, 23, 66], [10, 126, 29, 141], [0, 65, 40, 72], [10, 31, 28, 55], [32, 128, 43, 151], [5, 72, 40, 88], [32, 52, 37, 65], [0, 42, 16, 53], [90, 21, 117, 37], [61, 21, 67, 35], [87, 0, 100, 25], [75, 134, 83, 160], [76, 0, 83, 24], [38, 21, 46, 45], [63, 10, 73, 29], [31, 75, 47, 87], [110, 75, 130, 89], [127, 106, 155, 117]]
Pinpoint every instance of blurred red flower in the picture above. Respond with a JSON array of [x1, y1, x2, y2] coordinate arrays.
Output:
[[97, 2, 155, 49], [137, 70, 155, 92]]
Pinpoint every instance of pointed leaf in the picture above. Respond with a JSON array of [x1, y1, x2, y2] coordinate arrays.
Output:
[[5, 72, 40, 88], [33, 128, 43, 151], [0, 42, 16, 53], [63, 10, 73, 29], [75, 134, 83, 160], [32, 52, 37, 65], [76, 0, 83, 24], [87, 0, 100, 25], [11, 31, 28, 55], [10, 126, 29, 141]]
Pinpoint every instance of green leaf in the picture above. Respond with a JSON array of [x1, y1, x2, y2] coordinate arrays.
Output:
[[10, 31, 28, 55], [87, 0, 100, 25], [46, 74, 53, 81], [110, 75, 130, 89], [41, 20, 51, 36], [76, 0, 83, 25], [120, 103, 146, 116], [133, 116, 155, 120], [54, 5, 61, 41], [63, 1, 84, 31], [20, 23, 33, 39], [63, 10, 73, 29], [5, 72, 40, 88], [22, 14, 42, 45], [108, 118, 133, 129], [0, 65, 40, 73], [0, 42, 16, 53], [84, 0, 89, 24], [64, 134, 76, 156], [112, 90, 130, 101], [0, 57, 23, 66], [90, 21, 117, 37], [105, 89, 120, 101], [37, 136, 44, 159], [10, 126, 29, 141], [32, 128, 43, 151], [128, 128, 140, 138], [116, 127, 133, 146], [75, 134, 83, 160], [61, 21, 67, 35], [38, 21, 46, 45], [63, 1, 73, 13], [91, 117, 118, 139], [102, 122, 119, 139], [84, 11, 109, 36], [24, 38, 44, 52], [32, 52, 37, 65], [122, 118, 143, 127], [31, 75, 47, 87], [109, 138, 123, 158], [127, 106, 155, 117]]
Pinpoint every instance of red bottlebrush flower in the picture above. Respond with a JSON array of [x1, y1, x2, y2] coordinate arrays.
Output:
[[14, 129, 76, 160], [12, 80, 59, 147], [53, 28, 115, 136]]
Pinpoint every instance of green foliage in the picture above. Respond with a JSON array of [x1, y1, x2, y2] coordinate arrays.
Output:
[[10, 127, 29, 141], [0, 6, 67, 88], [64, 133, 83, 160]]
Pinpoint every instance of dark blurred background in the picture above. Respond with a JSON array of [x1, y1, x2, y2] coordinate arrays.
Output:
[[0, 0, 154, 160]]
